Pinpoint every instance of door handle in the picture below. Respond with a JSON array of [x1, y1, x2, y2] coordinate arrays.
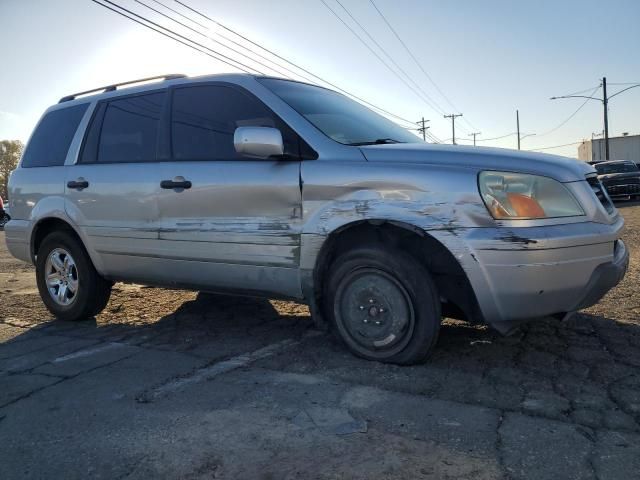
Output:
[[161, 179, 192, 190], [67, 179, 89, 190]]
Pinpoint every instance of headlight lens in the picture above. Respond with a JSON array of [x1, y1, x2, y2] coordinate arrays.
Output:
[[479, 171, 584, 219]]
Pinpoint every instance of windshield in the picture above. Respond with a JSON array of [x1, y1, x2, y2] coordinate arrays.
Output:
[[595, 162, 639, 174], [259, 78, 421, 146]]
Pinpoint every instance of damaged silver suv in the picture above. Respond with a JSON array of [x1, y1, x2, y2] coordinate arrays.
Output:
[[5, 74, 629, 364]]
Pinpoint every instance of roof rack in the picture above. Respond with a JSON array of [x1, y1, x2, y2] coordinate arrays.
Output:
[[58, 74, 187, 103]]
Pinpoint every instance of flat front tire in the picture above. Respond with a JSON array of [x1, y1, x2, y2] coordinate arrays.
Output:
[[36, 231, 112, 321], [325, 245, 441, 365]]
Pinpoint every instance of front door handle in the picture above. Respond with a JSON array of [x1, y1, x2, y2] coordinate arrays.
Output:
[[161, 178, 192, 190], [67, 179, 89, 190]]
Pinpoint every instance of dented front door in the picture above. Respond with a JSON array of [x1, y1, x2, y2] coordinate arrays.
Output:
[[156, 160, 303, 297], [152, 83, 304, 297]]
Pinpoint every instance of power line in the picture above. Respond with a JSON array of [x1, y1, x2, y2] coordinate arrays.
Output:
[[149, 0, 206, 28], [528, 141, 582, 151], [539, 86, 600, 137], [368, 0, 478, 133], [150, 0, 319, 83], [476, 132, 518, 142], [561, 84, 601, 97], [92, 0, 427, 134], [89, 0, 258, 73], [332, 0, 447, 116], [134, 0, 293, 78], [318, 0, 446, 123], [172, 0, 424, 129]]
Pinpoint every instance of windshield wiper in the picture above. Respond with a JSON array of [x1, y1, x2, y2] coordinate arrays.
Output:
[[347, 138, 403, 146]]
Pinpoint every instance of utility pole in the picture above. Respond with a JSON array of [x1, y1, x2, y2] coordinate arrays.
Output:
[[469, 132, 481, 146], [516, 109, 521, 150], [444, 113, 463, 144], [551, 78, 640, 161], [416, 117, 430, 141], [602, 77, 610, 161]]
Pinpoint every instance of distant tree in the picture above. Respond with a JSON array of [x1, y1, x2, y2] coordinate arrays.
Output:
[[0, 140, 24, 200]]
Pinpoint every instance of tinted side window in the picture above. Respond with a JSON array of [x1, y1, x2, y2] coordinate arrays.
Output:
[[171, 85, 298, 160], [97, 92, 165, 163], [21, 104, 88, 168]]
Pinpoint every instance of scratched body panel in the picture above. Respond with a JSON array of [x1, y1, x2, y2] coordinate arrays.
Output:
[[155, 159, 303, 296], [5, 73, 629, 332]]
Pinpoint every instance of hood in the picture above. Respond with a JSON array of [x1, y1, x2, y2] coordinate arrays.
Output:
[[358, 143, 594, 183]]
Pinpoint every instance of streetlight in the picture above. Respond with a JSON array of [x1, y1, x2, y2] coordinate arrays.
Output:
[[551, 78, 640, 160]]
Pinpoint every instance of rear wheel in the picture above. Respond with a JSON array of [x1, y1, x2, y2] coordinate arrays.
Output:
[[324, 245, 441, 365], [36, 231, 112, 321]]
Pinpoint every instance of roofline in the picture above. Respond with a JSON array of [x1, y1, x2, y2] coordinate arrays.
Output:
[[58, 74, 187, 103], [586, 134, 640, 142], [54, 72, 266, 106]]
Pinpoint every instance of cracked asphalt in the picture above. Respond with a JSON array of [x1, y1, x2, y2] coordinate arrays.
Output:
[[1, 203, 639, 479]]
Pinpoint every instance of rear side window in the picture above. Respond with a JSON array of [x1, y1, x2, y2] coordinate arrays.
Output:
[[21, 104, 88, 168], [170, 85, 299, 160], [96, 92, 165, 163]]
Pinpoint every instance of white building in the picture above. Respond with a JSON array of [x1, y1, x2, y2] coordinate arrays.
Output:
[[578, 133, 640, 163]]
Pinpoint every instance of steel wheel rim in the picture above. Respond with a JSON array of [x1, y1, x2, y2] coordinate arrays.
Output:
[[335, 267, 415, 357], [44, 248, 79, 306]]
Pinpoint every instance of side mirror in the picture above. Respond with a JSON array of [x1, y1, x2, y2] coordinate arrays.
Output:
[[234, 126, 284, 159]]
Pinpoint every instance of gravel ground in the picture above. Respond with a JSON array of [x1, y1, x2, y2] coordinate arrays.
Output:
[[0, 203, 639, 479]]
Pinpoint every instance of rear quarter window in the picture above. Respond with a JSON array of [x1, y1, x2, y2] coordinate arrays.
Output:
[[21, 104, 89, 168]]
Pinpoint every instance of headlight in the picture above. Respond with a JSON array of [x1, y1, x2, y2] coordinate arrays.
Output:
[[478, 171, 584, 219]]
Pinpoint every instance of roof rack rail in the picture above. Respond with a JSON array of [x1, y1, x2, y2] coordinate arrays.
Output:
[[58, 74, 187, 103]]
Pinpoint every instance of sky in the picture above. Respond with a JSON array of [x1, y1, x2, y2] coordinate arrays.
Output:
[[0, 0, 639, 158]]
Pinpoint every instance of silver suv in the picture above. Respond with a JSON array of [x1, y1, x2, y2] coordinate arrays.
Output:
[[5, 74, 629, 364]]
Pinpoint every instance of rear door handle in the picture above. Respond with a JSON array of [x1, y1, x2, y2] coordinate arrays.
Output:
[[161, 178, 192, 190], [67, 179, 89, 190]]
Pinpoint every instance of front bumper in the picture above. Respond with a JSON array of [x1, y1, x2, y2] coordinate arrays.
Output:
[[571, 239, 628, 310], [458, 216, 628, 332]]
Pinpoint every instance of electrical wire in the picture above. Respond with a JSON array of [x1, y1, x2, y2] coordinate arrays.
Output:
[[318, 0, 445, 120], [91, 0, 421, 130], [171, 0, 431, 129], [368, 0, 478, 133], [528, 141, 583, 151], [332, 0, 447, 116], [561, 84, 601, 97], [538, 86, 600, 137], [89, 0, 259, 74], [150, 0, 319, 83], [134, 0, 294, 78], [475, 132, 518, 142]]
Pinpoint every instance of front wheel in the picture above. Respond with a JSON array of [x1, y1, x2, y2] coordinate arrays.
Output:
[[0, 213, 9, 228], [324, 245, 441, 365], [36, 231, 112, 321]]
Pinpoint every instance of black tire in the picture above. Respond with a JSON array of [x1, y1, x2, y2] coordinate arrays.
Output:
[[0, 213, 8, 228], [324, 245, 441, 365], [35, 231, 112, 321]]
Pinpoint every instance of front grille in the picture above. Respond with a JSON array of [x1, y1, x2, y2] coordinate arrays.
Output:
[[604, 184, 640, 196], [586, 176, 614, 213]]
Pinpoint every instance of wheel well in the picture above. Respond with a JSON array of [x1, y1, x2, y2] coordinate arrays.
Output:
[[313, 220, 483, 324], [31, 218, 81, 261]]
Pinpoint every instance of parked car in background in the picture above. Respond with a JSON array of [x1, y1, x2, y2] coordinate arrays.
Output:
[[0, 197, 10, 228], [594, 160, 640, 200], [3, 73, 630, 364]]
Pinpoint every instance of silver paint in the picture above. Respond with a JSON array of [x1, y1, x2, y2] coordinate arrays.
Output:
[[4, 73, 629, 330]]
